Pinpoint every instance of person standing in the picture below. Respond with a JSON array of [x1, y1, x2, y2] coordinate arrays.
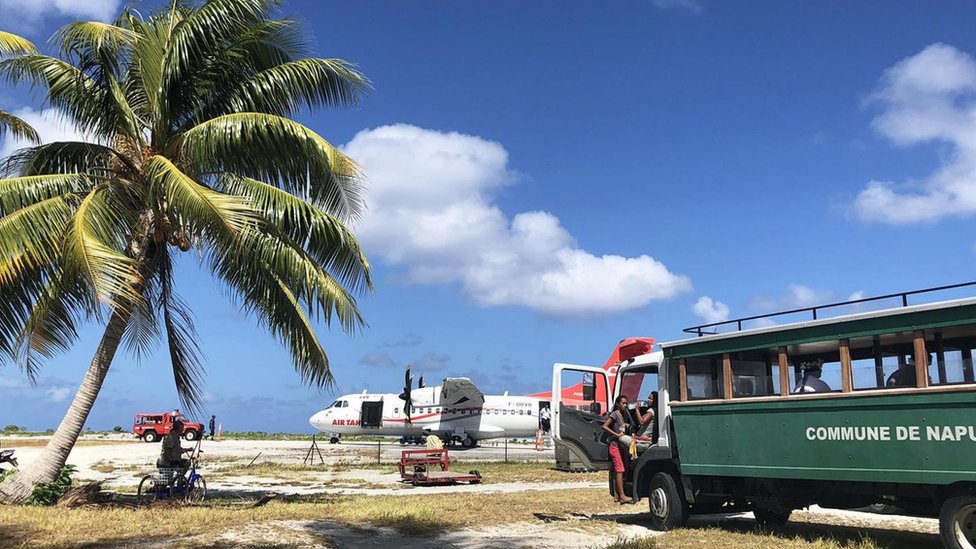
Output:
[[208, 415, 216, 440], [539, 405, 551, 434], [602, 395, 634, 504]]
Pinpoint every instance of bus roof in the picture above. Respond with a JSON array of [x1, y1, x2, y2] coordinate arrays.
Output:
[[661, 295, 976, 359]]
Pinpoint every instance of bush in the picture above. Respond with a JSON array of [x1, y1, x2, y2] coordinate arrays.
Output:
[[2, 425, 22, 433], [112, 426, 123, 432], [0, 468, 14, 483], [27, 465, 76, 506]]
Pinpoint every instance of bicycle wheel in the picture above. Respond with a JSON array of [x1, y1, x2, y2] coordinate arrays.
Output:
[[186, 476, 207, 503], [136, 475, 155, 504]]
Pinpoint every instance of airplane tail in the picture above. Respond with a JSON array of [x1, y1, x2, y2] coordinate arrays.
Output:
[[530, 337, 655, 400]]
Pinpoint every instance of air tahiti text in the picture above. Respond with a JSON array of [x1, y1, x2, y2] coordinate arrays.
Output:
[[805, 425, 976, 442]]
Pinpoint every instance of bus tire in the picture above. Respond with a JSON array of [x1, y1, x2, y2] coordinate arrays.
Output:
[[648, 472, 688, 531], [754, 507, 792, 527], [940, 495, 976, 549]]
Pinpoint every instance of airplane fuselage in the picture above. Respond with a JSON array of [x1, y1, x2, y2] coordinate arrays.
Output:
[[309, 386, 542, 443]]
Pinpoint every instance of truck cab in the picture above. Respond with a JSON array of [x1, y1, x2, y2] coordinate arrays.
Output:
[[133, 412, 204, 443], [553, 350, 677, 517]]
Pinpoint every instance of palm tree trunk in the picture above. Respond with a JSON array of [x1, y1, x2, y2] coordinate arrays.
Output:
[[0, 308, 130, 504]]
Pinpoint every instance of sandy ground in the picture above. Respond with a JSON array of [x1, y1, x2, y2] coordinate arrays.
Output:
[[2, 436, 942, 548]]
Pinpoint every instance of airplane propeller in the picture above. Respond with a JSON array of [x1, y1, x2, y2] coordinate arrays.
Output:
[[399, 365, 414, 424], [418, 374, 425, 389]]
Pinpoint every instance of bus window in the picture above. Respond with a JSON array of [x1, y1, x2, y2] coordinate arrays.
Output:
[[786, 343, 842, 393], [729, 349, 777, 397], [684, 356, 720, 400], [849, 332, 916, 390], [924, 326, 976, 385]]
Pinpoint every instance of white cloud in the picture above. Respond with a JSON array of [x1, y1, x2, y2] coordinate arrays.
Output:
[[0, 376, 25, 389], [650, 0, 702, 13], [749, 284, 835, 312], [692, 296, 729, 324], [848, 290, 867, 301], [344, 124, 691, 317], [854, 43, 976, 223], [46, 386, 72, 402], [0, 0, 120, 34], [0, 107, 90, 160]]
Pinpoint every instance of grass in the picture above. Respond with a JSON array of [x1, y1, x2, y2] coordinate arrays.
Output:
[[0, 488, 619, 548], [0, 489, 944, 549]]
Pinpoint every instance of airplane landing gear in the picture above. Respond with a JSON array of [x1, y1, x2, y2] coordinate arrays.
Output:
[[461, 436, 475, 448]]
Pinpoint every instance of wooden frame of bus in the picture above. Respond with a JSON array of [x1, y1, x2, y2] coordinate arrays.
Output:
[[675, 329, 949, 402]]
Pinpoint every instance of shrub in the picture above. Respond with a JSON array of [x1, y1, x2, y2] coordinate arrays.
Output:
[[112, 426, 123, 432], [2, 425, 22, 433], [27, 465, 76, 506]]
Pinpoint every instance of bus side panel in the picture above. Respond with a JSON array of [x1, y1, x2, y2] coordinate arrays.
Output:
[[671, 390, 976, 485]]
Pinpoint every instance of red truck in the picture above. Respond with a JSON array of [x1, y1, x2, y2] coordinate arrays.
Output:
[[133, 412, 204, 443]]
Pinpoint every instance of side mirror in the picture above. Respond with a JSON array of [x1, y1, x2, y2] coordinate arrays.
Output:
[[582, 374, 596, 401]]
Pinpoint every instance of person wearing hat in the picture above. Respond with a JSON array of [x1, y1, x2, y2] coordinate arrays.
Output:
[[794, 359, 831, 393], [157, 420, 192, 475]]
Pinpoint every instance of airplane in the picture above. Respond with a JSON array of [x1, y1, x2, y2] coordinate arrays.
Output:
[[309, 369, 543, 447], [528, 337, 655, 406], [307, 337, 654, 447]]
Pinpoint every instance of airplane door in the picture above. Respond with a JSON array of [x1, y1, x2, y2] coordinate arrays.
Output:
[[361, 401, 383, 428], [552, 363, 612, 471]]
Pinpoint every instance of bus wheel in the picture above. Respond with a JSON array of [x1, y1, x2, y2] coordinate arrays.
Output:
[[648, 472, 688, 531], [754, 507, 792, 527], [940, 495, 976, 549]]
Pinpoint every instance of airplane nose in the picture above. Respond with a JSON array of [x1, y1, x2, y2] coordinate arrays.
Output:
[[309, 411, 327, 430]]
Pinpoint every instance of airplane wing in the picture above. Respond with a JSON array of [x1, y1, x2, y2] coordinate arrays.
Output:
[[440, 378, 485, 407]]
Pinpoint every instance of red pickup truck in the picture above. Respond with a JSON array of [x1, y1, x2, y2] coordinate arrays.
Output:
[[133, 412, 204, 443]]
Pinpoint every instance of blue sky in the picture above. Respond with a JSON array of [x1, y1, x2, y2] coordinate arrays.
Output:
[[2, 0, 976, 432]]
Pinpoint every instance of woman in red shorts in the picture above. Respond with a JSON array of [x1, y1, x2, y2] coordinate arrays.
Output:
[[602, 395, 634, 504]]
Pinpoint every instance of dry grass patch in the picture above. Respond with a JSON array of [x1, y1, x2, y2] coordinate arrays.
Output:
[[653, 528, 884, 549], [90, 461, 116, 474], [0, 488, 620, 547]]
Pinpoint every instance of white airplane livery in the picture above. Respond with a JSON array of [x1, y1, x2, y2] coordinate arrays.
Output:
[[309, 369, 545, 447]]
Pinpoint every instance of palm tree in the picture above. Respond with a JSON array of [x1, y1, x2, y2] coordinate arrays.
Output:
[[0, 0, 372, 503], [0, 31, 40, 143]]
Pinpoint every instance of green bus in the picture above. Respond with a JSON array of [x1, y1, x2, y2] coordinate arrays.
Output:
[[552, 283, 976, 549]]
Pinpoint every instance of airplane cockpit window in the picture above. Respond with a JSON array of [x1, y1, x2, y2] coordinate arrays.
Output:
[[329, 400, 340, 408], [340, 401, 349, 408]]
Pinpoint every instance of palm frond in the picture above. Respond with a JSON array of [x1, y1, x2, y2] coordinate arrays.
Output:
[[176, 113, 364, 221], [226, 58, 370, 116], [0, 54, 137, 142], [164, 0, 278, 94], [0, 173, 94, 215], [121, 279, 160, 365], [144, 155, 257, 240], [0, 196, 75, 287], [0, 31, 36, 56], [1, 142, 119, 177], [14, 272, 93, 381], [238, 228, 365, 333], [56, 21, 138, 69], [0, 110, 40, 144], [211, 242, 335, 389], [157, 245, 205, 413], [220, 175, 372, 294], [63, 186, 143, 309]]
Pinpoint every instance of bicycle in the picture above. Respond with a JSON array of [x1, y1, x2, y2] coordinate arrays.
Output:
[[137, 446, 207, 503]]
